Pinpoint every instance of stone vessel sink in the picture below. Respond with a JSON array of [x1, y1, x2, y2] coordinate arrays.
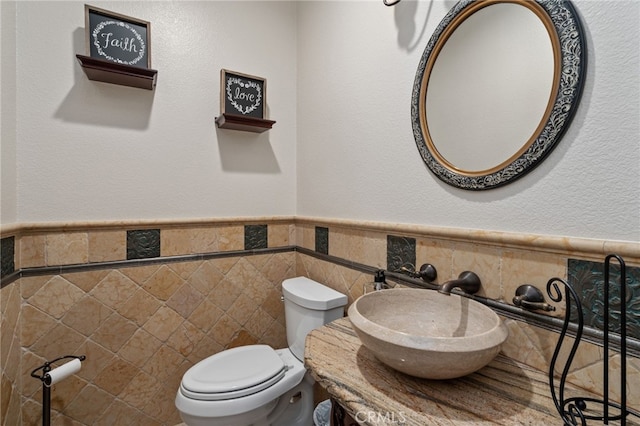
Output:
[[348, 288, 508, 379]]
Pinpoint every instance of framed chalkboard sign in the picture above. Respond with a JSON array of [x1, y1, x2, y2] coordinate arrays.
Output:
[[221, 69, 266, 119], [84, 4, 151, 69]]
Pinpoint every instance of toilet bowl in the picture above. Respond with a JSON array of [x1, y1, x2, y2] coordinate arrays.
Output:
[[175, 277, 347, 426]]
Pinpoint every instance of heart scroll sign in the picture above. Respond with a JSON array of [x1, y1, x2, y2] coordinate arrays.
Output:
[[226, 77, 262, 115]]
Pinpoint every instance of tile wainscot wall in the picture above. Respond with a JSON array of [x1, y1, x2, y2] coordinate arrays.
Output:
[[1, 216, 639, 425]]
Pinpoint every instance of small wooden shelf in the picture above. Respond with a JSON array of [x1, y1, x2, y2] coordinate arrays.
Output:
[[215, 113, 276, 133], [76, 55, 158, 90]]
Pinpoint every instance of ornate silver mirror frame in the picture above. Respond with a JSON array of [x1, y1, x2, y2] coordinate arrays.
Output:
[[411, 0, 586, 190]]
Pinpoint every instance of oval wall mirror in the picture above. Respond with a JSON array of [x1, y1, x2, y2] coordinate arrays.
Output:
[[411, 0, 586, 190]]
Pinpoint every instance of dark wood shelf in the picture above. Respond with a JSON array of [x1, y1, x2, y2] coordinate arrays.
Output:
[[76, 55, 158, 90], [215, 113, 276, 133]]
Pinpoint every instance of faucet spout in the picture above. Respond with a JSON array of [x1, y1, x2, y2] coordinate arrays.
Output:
[[438, 271, 481, 295]]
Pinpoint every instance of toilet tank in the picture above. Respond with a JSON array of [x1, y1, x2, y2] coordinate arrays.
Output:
[[282, 277, 348, 361]]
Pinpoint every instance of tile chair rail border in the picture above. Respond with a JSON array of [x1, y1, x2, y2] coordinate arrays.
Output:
[[2, 216, 638, 261]]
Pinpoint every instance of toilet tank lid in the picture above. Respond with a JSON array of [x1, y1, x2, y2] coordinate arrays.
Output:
[[282, 277, 348, 310]]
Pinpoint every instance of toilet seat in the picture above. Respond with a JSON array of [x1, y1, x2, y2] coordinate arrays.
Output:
[[176, 348, 308, 420], [180, 345, 286, 401]]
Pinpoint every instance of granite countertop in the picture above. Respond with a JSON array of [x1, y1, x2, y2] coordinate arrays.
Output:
[[305, 317, 574, 425]]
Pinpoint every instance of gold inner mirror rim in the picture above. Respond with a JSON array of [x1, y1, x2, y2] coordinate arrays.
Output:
[[418, 0, 562, 177]]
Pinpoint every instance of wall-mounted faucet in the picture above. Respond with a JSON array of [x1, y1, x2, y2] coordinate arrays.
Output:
[[438, 271, 481, 295], [512, 284, 556, 312], [399, 263, 437, 282]]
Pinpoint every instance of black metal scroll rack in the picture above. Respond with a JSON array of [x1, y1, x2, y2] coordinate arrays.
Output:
[[547, 254, 639, 425]]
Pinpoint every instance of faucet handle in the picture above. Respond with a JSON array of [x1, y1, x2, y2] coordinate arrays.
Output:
[[417, 263, 437, 282], [513, 284, 556, 312]]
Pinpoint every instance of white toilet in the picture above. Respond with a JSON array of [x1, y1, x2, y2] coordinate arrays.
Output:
[[175, 276, 348, 426]]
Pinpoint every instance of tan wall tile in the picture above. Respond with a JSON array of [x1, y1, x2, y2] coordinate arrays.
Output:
[[161, 225, 244, 256], [167, 260, 202, 281], [228, 329, 259, 348], [210, 314, 242, 347], [76, 340, 116, 381], [47, 373, 87, 412], [20, 351, 47, 399], [62, 270, 110, 293], [62, 295, 113, 336], [18, 275, 50, 298], [1, 285, 21, 414], [142, 306, 183, 342], [296, 224, 315, 251], [119, 371, 159, 411], [227, 293, 258, 326], [142, 345, 183, 382], [46, 232, 89, 266], [90, 271, 138, 310], [28, 276, 85, 319], [92, 312, 138, 352], [452, 242, 502, 299], [217, 225, 244, 251], [64, 384, 113, 424], [268, 224, 291, 247], [260, 319, 286, 349], [187, 261, 224, 295], [416, 238, 454, 285], [1, 284, 20, 339], [92, 358, 138, 396], [28, 322, 86, 360], [259, 252, 295, 287], [188, 299, 224, 333], [94, 399, 144, 425], [328, 228, 353, 260], [89, 231, 126, 263], [20, 304, 59, 347], [166, 321, 205, 358], [3, 335, 21, 385], [288, 224, 296, 246], [142, 265, 184, 301], [332, 229, 386, 269], [1, 375, 20, 425], [246, 253, 270, 271], [19, 234, 45, 268], [118, 329, 163, 369], [166, 284, 204, 318], [21, 399, 40, 425], [245, 307, 276, 339], [210, 277, 245, 312], [502, 249, 566, 314], [117, 288, 162, 326], [500, 319, 548, 372], [161, 227, 217, 256]]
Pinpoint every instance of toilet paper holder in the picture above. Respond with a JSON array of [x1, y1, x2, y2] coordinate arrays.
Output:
[[31, 354, 85, 426]]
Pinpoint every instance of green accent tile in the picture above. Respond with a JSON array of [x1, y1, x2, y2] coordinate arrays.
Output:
[[387, 235, 416, 273], [245, 225, 268, 250], [315, 227, 328, 255], [127, 230, 160, 260]]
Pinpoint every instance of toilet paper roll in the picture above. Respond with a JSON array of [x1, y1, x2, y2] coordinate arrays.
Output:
[[44, 358, 82, 387]]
